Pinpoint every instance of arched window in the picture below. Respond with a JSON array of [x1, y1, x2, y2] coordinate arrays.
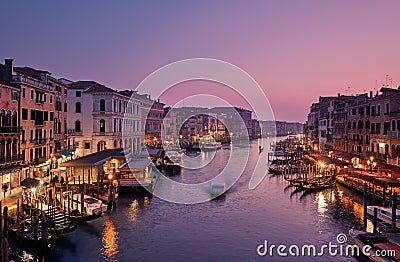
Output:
[[11, 112, 17, 127], [100, 99, 106, 112], [75, 120, 81, 132], [347, 121, 351, 129], [75, 102, 81, 113], [100, 119, 105, 133], [352, 121, 356, 129]]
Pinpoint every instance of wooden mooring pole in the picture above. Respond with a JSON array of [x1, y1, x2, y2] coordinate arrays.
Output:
[[363, 183, 368, 231]]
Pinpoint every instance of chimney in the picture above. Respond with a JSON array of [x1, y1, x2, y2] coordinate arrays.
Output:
[[369, 91, 373, 98], [338, 93, 341, 97], [40, 72, 48, 84], [1, 59, 13, 82]]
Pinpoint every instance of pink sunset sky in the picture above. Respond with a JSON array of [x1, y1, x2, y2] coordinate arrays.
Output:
[[2, 1, 400, 122]]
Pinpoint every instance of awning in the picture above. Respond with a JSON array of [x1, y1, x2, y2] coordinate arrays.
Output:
[[0, 164, 24, 174], [60, 151, 73, 157], [20, 178, 48, 188]]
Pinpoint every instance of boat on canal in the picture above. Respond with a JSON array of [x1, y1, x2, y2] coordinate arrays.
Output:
[[163, 150, 183, 173], [67, 194, 107, 222], [349, 229, 400, 262], [7, 215, 59, 248]]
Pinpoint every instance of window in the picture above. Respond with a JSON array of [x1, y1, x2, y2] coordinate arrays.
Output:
[[44, 111, 48, 121], [377, 105, 381, 116], [75, 102, 81, 113], [22, 88, 26, 98], [30, 90, 34, 100], [50, 112, 54, 121], [50, 95, 53, 103], [100, 99, 106, 112], [76, 91, 81, 97], [64, 101, 67, 112], [44, 94, 47, 102], [366, 106, 370, 115], [100, 119, 105, 133], [84, 142, 90, 149], [22, 108, 28, 120], [75, 120, 81, 132], [10, 91, 18, 101], [386, 104, 390, 115], [30, 110, 36, 120]]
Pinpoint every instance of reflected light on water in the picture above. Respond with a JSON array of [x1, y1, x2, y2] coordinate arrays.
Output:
[[341, 195, 374, 232], [129, 199, 139, 223], [101, 217, 119, 261], [317, 192, 327, 217]]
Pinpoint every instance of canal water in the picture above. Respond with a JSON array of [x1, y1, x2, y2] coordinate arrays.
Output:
[[34, 137, 374, 261]]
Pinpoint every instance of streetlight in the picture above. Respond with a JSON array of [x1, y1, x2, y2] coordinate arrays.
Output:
[[367, 156, 377, 174]]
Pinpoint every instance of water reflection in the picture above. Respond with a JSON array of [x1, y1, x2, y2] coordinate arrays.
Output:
[[101, 217, 119, 261], [317, 192, 328, 217]]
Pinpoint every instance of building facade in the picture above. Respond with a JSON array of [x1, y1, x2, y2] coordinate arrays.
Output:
[[67, 81, 142, 157]]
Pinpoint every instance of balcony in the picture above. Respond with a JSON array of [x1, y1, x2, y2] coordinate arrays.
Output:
[[388, 131, 400, 138], [36, 138, 47, 145], [29, 138, 47, 145], [93, 132, 122, 136], [0, 126, 20, 134], [0, 154, 22, 165], [35, 99, 45, 105], [54, 133, 62, 140], [12, 75, 54, 92]]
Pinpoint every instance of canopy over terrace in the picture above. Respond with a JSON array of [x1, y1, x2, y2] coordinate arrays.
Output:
[[306, 152, 349, 168], [331, 150, 361, 165], [60, 148, 126, 182], [346, 170, 400, 188]]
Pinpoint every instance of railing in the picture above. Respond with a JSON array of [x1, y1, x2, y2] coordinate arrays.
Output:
[[0, 155, 22, 164], [388, 131, 400, 138], [35, 99, 45, 105], [54, 134, 62, 140], [0, 126, 20, 134], [34, 121, 44, 126], [36, 138, 47, 145], [93, 132, 122, 136], [12, 75, 54, 92], [29, 138, 47, 145]]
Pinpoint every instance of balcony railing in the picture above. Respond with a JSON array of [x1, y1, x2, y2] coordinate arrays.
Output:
[[0, 155, 22, 164], [29, 138, 47, 145], [93, 132, 122, 136], [54, 134, 62, 140], [12, 75, 54, 92], [388, 131, 400, 138], [35, 99, 45, 105], [0, 126, 20, 134]]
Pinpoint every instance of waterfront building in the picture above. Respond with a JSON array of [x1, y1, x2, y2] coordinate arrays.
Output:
[[144, 99, 165, 146], [67, 81, 142, 157], [332, 99, 351, 151], [0, 59, 69, 180], [0, 61, 23, 188], [307, 86, 400, 167]]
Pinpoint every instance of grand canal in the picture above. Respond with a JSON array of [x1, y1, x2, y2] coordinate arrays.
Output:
[[36, 137, 376, 261]]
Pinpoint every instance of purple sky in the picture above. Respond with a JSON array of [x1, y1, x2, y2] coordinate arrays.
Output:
[[2, 1, 400, 122]]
